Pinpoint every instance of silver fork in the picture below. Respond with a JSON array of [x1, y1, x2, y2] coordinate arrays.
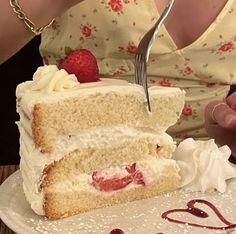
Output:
[[134, 0, 175, 112]]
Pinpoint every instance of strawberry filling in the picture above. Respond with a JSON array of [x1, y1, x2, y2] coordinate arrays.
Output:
[[91, 163, 145, 192]]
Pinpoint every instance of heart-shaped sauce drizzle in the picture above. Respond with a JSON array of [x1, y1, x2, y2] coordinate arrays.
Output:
[[162, 199, 236, 230]]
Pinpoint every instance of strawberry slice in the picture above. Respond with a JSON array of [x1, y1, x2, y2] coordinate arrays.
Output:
[[59, 49, 100, 83], [126, 163, 137, 174], [91, 163, 145, 192], [126, 163, 145, 185], [92, 172, 133, 192]]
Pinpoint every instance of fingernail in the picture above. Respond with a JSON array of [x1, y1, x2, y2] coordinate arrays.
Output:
[[225, 114, 236, 126]]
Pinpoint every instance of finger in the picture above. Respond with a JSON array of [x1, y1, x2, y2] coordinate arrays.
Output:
[[226, 92, 236, 110], [205, 101, 236, 128]]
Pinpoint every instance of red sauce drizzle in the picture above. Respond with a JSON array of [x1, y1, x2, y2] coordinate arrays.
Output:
[[161, 199, 236, 230], [110, 228, 124, 234]]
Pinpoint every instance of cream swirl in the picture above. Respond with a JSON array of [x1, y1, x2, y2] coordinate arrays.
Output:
[[31, 65, 79, 92], [173, 138, 236, 193]]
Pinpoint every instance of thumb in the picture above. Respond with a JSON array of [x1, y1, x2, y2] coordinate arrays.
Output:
[[205, 101, 236, 128]]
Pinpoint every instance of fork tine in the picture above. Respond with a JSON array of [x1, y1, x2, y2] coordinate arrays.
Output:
[[135, 54, 142, 85], [134, 55, 140, 84], [135, 53, 151, 111], [138, 55, 143, 85], [140, 55, 145, 87], [141, 55, 151, 112]]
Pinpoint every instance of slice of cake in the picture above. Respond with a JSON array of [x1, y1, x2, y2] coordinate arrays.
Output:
[[16, 64, 185, 219]]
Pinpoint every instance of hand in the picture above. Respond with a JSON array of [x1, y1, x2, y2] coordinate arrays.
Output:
[[204, 92, 236, 158]]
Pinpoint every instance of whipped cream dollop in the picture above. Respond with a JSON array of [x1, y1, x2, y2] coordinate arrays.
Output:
[[31, 65, 79, 92], [173, 138, 236, 193]]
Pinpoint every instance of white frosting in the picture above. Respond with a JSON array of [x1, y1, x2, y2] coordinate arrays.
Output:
[[173, 138, 236, 193], [31, 65, 79, 92], [16, 65, 184, 118]]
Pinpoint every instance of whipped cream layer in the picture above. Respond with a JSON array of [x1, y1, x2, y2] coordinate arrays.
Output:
[[19, 124, 176, 215], [16, 65, 184, 118], [173, 138, 236, 193], [52, 158, 180, 193]]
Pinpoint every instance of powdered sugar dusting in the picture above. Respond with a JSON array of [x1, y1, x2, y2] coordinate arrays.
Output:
[[23, 180, 236, 234], [1, 171, 236, 234]]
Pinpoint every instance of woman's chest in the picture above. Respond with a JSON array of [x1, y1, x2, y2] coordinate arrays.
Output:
[[57, 0, 234, 56], [155, 0, 229, 49]]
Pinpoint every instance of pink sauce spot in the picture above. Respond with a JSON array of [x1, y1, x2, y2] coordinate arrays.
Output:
[[110, 228, 124, 234]]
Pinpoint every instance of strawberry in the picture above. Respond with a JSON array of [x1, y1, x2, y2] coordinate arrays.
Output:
[[91, 163, 145, 192], [92, 172, 133, 192], [126, 163, 145, 185], [59, 49, 100, 83]]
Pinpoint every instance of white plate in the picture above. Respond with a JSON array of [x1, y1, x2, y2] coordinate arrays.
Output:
[[0, 170, 236, 234]]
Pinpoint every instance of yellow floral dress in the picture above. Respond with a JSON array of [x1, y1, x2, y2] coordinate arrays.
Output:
[[40, 0, 236, 140]]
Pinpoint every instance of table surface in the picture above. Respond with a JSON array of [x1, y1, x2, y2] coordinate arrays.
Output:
[[0, 165, 19, 234]]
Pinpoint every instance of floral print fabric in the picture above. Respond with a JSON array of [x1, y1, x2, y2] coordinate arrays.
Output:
[[40, 0, 236, 140]]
